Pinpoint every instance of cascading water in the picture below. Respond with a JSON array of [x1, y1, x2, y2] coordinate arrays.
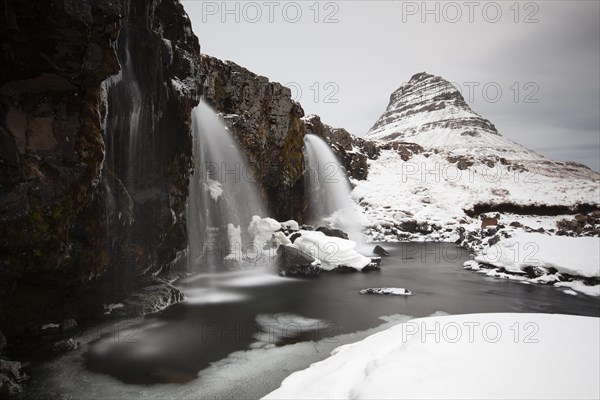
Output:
[[100, 12, 160, 287], [303, 134, 367, 246], [101, 28, 145, 286], [187, 100, 266, 270]]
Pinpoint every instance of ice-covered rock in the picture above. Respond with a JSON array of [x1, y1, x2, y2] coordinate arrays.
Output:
[[248, 216, 282, 251], [359, 287, 412, 296], [292, 231, 372, 271], [225, 224, 242, 262], [280, 220, 300, 231]]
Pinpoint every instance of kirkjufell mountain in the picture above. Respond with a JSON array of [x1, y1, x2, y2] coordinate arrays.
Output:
[[367, 72, 591, 167], [353, 72, 600, 242], [368, 72, 500, 144]]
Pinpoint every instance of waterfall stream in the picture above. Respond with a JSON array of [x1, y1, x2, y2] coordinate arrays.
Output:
[[187, 101, 266, 270], [303, 134, 366, 246]]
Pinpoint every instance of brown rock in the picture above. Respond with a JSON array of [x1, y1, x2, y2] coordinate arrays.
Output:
[[481, 217, 498, 229]]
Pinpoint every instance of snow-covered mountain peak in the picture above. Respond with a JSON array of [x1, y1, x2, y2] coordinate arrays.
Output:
[[354, 72, 599, 244], [366, 72, 545, 161]]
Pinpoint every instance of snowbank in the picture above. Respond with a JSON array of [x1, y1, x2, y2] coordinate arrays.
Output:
[[265, 313, 600, 399], [474, 232, 600, 278], [352, 148, 600, 243]]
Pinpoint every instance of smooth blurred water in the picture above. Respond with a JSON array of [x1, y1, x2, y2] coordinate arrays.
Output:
[[187, 101, 266, 270], [303, 134, 367, 246], [21, 243, 600, 399]]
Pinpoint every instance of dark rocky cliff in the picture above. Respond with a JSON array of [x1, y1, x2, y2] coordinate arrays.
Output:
[[199, 55, 376, 220], [0, 0, 200, 335], [302, 114, 379, 182], [0, 3, 369, 336], [199, 55, 307, 221]]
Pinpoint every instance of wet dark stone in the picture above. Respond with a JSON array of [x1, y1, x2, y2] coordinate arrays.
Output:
[[275, 245, 321, 277], [373, 245, 390, 256], [316, 227, 349, 239]]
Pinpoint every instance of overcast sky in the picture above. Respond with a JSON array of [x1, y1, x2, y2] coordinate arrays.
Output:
[[182, 0, 600, 171]]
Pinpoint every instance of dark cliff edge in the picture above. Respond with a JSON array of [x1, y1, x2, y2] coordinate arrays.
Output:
[[0, 0, 201, 337], [199, 54, 307, 221], [199, 54, 376, 220], [0, 2, 369, 340]]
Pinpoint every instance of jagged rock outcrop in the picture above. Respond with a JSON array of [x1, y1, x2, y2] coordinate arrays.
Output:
[[302, 114, 378, 181], [0, 0, 201, 335], [198, 55, 384, 220], [199, 55, 306, 221]]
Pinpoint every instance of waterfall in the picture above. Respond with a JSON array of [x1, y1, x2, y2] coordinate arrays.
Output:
[[187, 100, 266, 270], [101, 14, 158, 285], [101, 27, 144, 284], [303, 134, 366, 246]]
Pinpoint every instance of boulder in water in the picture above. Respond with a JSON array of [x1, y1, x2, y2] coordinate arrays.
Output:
[[316, 226, 349, 239], [359, 287, 412, 296], [330, 265, 358, 273], [60, 319, 78, 333], [275, 245, 321, 277], [52, 338, 80, 353], [363, 257, 382, 272], [0, 358, 23, 398], [109, 280, 185, 318], [373, 245, 390, 256], [249, 216, 282, 250]]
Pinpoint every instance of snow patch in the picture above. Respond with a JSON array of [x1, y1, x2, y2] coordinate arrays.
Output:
[[474, 232, 600, 278], [265, 313, 600, 399]]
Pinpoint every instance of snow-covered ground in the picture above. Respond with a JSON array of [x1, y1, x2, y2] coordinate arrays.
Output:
[[265, 313, 600, 399], [473, 232, 600, 278], [463, 230, 600, 296], [352, 149, 599, 243]]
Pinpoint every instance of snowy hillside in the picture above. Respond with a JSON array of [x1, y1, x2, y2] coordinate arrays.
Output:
[[353, 72, 600, 243]]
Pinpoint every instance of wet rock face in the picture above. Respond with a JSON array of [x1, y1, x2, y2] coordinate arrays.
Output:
[[275, 245, 321, 277], [0, 0, 200, 335], [302, 114, 378, 181], [199, 57, 383, 220], [200, 55, 307, 221], [102, 0, 200, 281]]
